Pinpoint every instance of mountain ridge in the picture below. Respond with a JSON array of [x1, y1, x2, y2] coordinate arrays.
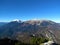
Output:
[[0, 19, 60, 44]]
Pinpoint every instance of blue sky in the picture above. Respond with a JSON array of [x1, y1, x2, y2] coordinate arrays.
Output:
[[0, 0, 60, 22]]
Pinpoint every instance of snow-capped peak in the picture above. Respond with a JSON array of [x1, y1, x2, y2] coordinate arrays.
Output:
[[12, 19, 21, 23], [12, 19, 20, 21]]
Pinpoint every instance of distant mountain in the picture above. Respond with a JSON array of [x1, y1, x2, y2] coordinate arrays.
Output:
[[0, 20, 60, 44], [0, 22, 7, 26]]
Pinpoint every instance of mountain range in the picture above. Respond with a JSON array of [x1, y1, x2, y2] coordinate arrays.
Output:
[[0, 20, 60, 44]]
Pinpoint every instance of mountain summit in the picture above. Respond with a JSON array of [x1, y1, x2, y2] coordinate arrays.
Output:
[[11, 19, 22, 23], [24, 20, 55, 26]]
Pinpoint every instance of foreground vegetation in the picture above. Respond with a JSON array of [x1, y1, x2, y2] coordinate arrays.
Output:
[[0, 37, 49, 45], [15, 36, 49, 45], [0, 37, 59, 45]]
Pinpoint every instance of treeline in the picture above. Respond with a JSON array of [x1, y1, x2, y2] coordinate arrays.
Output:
[[0, 37, 49, 45], [15, 37, 49, 45], [0, 37, 59, 45]]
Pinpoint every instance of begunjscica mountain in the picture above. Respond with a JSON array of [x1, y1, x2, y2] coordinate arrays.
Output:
[[0, 19, 60, 44]]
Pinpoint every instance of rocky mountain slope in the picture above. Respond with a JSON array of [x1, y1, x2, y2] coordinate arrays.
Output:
[[0, 20, 60, 44]]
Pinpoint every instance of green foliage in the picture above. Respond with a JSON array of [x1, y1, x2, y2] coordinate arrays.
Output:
[[15, 37, 49, 45], [30, 37, 49, 45]]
